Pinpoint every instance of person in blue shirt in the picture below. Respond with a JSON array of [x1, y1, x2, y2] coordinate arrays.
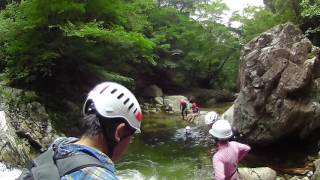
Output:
[[56, 82, 143, 180]]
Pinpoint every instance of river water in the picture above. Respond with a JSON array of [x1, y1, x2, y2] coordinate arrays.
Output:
[[1, 109, 318, 179], [116, 112, 318, 179], [117, 114, 213, 180], [0, 163, 21, 179]]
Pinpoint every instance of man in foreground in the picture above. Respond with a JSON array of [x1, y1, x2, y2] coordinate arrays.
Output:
[[18, 82, 143, 180]]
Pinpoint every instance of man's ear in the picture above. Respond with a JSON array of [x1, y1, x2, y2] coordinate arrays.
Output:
[[114, 123, 126, 142]]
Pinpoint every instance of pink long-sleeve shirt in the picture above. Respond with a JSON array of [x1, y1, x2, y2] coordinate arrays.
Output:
[[213, 141, 251, 180]]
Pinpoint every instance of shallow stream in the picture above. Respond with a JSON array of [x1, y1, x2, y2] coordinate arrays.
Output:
[[1, 105, 318, 180], [116, 110, 319, 179], [117, 114, 213, 180]]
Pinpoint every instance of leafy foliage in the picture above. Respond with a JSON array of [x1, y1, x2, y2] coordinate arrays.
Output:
[[233, 0, 320, 45], [1, 0, 319, 96], [0, 0, 242, 93], [300, 0, 320, 36], [0, 0, 155, 90]]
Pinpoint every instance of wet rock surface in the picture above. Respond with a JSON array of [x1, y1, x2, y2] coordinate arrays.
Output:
[[233, 23, 320, 145], [0, 85, 59, 166]]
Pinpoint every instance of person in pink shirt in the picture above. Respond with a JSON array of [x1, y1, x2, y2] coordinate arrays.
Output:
[[209, 120, 250, 180]]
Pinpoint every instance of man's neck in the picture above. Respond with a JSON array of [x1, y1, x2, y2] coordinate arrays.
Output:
[[75, 135, 109, 155]]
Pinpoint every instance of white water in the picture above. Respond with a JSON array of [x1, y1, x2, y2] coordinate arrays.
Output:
[[0, 162, 153, 180], [118, 169, 157, 180], [0, 163, 21, 180]]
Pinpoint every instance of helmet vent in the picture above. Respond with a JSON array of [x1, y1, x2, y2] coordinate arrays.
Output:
[[99, 85, 109, 94], [133, 108, 137, 113], [124, 98, 129, 104], [111, 89, 117, 94], [128, 103, 134, 110], [117, 93, 124, 99]]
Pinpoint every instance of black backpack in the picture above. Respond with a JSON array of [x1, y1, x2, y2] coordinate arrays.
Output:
[[16, 148, 107, 180]]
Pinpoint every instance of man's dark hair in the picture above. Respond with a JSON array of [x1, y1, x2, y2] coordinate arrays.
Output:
[[80, 113, 128, 141], [80, 101, 136, 157], [80, 114, 103, 137], [81, 101, 125, 138]]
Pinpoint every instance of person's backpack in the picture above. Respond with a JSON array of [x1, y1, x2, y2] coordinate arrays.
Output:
[[17, 148, 107, 180]]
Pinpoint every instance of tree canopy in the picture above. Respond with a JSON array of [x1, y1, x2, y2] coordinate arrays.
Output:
[[0, 0, 319, 96]]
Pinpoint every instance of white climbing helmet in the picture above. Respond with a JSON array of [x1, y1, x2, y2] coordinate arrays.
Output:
[[209, 119, 233, 139], [83, 82, 142, 133], [205, 111, 219, 125]]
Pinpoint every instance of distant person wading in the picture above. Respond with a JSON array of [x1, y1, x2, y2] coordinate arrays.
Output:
[[179, 99, 188, 120]]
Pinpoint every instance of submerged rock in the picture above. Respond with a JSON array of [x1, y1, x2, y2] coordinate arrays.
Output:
[[233, 23, 320, 145]]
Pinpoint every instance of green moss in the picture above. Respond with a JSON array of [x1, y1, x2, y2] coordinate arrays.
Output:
[[307, 53, 315, 59]]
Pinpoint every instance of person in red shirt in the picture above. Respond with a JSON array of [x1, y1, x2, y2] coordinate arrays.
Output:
[[188, 102, 200, 122], [179, 99, 188, 120], [191, 103, 200, 114]]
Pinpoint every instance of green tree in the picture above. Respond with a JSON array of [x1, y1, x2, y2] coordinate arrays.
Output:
[[0, 0, 156, 91], [300, 0, 320, 44]]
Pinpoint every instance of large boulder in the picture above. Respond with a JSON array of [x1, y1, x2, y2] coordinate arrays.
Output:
[[0, 85, 59, 166], [234, 23, 320, 145], [143, 85, 163, 98], [163, 95, 190, 114]]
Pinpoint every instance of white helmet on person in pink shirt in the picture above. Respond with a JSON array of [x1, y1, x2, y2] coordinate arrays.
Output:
[[209, 119, 233, 139]]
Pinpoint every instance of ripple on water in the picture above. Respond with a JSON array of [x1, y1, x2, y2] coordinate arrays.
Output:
[[118, 169, 157, 180]]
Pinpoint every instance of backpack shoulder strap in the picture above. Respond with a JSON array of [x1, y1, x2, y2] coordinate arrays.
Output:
[[32, 149, 55, 166], [55, 154, 108, 177], [30, 149, 60, 180], [29, 149, 109, 180]]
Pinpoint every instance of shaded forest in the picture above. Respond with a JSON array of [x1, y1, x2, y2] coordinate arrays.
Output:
[[0, 0, 318, 102]]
